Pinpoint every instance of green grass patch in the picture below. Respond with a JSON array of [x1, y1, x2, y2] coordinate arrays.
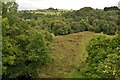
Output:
[[30, 9, 73, 15], [38, 31, 106, 78]]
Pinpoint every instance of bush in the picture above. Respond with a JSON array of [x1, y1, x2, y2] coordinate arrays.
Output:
[[78, 34, 120, 78], [2, 18, 51, 78]]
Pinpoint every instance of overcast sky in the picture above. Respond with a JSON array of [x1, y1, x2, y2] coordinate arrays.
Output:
[[16, 0, 120, 10]]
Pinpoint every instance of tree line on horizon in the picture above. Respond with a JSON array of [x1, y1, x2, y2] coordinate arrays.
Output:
[[1, 1, 120, 79]]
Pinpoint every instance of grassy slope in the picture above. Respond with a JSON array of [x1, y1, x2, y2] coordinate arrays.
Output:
[[33, 10, 73, 15], [39, 31, 101, 78]]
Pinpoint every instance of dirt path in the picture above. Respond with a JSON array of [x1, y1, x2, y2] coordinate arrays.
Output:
[[39, 31, 97, 78]]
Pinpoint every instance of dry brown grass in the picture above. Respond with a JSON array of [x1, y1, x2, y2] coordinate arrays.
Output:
[[39, 31, 98, 78]]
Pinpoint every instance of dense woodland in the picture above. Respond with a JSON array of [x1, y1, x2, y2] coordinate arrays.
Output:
[[1, 1, 120, 79]]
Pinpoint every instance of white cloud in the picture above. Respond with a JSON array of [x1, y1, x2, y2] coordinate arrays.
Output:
[[16, 0, 120, 10]]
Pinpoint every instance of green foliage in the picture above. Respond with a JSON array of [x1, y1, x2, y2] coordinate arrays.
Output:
[[61, 8, 118, 35], [2, 18, 52, 78], [19, 6, 118, 36], [50, 20, 70, 35], [80, 7, 94, 12], [0, 1, 2, 15], [104, 6, 119, 11], [2, 2, 52, 78], [78, 34, 120, 78], [2, 2, 18, 18], [2, 1, 119, 78]]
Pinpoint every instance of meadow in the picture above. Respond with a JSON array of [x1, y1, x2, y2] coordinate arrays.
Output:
[[2, 1, 120, 79]]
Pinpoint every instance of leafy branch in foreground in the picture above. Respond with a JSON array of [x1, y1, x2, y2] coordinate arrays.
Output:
[[78, 34, 120, 78]]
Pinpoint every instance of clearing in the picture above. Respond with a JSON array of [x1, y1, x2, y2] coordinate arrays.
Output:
[[39, 31, 100, 78]]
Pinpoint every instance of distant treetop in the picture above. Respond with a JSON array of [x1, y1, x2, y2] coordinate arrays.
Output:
[[104, 6, 119, 11]]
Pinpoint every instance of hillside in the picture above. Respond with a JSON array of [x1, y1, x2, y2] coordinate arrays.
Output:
[[39, 31, 99, 78], [34, 9, 73, 15], [2, 1, 119, 78]]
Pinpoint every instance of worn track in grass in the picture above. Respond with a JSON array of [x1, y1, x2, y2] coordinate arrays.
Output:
[[39, 31, 97, 78]]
